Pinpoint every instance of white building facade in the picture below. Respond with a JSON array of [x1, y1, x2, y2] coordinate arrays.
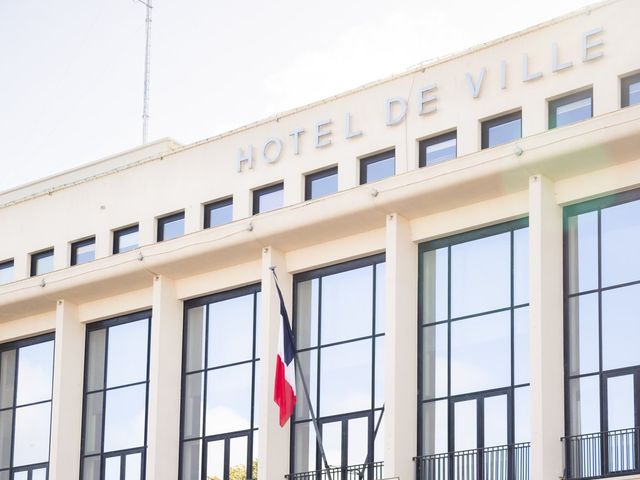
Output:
[[1, 1, 640, 479]]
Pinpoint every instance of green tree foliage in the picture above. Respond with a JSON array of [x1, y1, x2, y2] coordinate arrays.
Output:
[[208, 460, 258, 480]]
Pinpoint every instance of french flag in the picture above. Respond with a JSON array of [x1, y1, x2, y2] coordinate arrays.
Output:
[[273, 280, 297, 427]]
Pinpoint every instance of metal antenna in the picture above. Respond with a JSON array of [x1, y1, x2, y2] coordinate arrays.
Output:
[[137, 0, 153, 144]]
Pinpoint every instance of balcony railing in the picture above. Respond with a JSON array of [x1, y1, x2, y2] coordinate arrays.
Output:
[[285, 461, 384, 480], [563, 427, 640, 479], [415, 442, 531, 480]]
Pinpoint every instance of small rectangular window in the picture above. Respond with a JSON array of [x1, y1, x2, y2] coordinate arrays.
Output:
[[204, 198, 233, 228], [0, 259, 14, 285], [157, 212, 185, 242], [30, 249, 54, 277], [549, 89, 593, 129], [419, 131, 457, 167], [360, 149, 395, 184], [113, 225, 139, 254], [621, 73, 640, 108], [305, 167, 338, 200], [481, 111, 522, 149], [253, 183, 284, 214], [71, 237, 96, 266]]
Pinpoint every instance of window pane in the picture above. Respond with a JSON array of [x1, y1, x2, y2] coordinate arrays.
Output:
[[206, 201, 233, 228], [185, 306, 206, 372], [181, 440, 201, 480], [256, 187, 283, 214], [451, 311, 511, 395], [294, 350, 317, 420], [104, 456, 120, 480], [374, 337, 384, 408], [320, 340, 371, 417], [229, 436, 248, 475], [321, 421, 342, 467], [454, 399, 477, 451], [425, 137, 457, 166], [159, 214, 184, 241], [487, 118, 521, 147], [107, 318, 148, 388], [422, 400, 447, 455], [601, 199, 640, 287], [513, 227, 529, 305], [0, 262, 13, 285], [602, 284, 640, 370], [208, 294, 254, 367], [83, 456, 101, 480], [567, 211, 599, 294], [308, 170, 338, 200], [607, 375, 634, 431], [205, 364, 252, 435], [32, 470, 46, 480], [568, 293, 599, 376], [296, 279, 319, 349], [515, 386, 531, 443], [0, 350, 16, 409], [554, 97, 592, 128], [104, 384, 146, 452], [514, 306, 530, 385], [74, 240, 95, 265], [125, 452, 141, 480], [422, 248, 448, 324], [0, 411, 11, 469], [13, 402, 51, 466], [16, 341, 54, 405], [569, 376, 600, 436], [294, 422, 316, 473], [375, 263, 386, 334], [321, 266, 373, 344], [83, 392, 104, 455], [423, 324, 447, 399], [115, 227, 139, 253], [363, 154, 394, 183], [484, 394, 507, 447], [86, 329, 106, 391], [629, 80, 640, 106], [206, 440, 224, 480], [33, 251, 54, 276], [347, 417, 368, 466], [451, 233, 510, 318], [183, 373, 204, 440]]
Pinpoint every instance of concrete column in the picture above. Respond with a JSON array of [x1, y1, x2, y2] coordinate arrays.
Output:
[[147, 275, 183, 480], [49, 300, 84, 480], [528, 174, 564, 480], [384, 213, 418, 480], [258, 246, 291, 480]]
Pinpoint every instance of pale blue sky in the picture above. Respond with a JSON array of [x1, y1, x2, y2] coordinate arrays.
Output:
[[0, 0, 596, 191]]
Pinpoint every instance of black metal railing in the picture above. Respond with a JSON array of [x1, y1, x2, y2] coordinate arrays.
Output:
[[563, 427, 640, 479], [286, 461, 384, 480], [415, 442, 530, 480]]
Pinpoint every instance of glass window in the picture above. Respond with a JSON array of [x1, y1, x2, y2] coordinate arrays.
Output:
[[549, 89, 593, 129], [0, 261, 13, 285], [360, 150, 395, 184], [419, 131, 457, 167], [157, 212, 185, 242], [71, 237, 96, 266], [292, 255, 385, 474], [0, 334, 54, 479], [30, 249, 54, 277], [181, 286, 260, 480], [204, 198, 233, 228], [113, 225, 139, 254], [419, 219, 529, 461], [253, 183, 284, 214], [622, 73, 640, 108], [481, 111, 522, 149], [305, 167, 338, 200], [80, 312, 151, 480]]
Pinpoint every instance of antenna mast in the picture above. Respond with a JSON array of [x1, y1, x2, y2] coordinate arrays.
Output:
[[139, 0, 153, 144]]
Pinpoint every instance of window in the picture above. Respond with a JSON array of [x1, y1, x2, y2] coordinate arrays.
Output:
[[0, 260, 14, 285], [30, 249, 54, 277], [419, 131, 457, 167], [549, 89, 593, 129], [564, 189, 640, 479], [417, 220, 530, 479], [292, 255, 385, 477], [113, 225, 139, 254], [481, 111, 522, 149], [204, 198, 233, 228], [80, 311, 151, 480], [622, 73, 640, 108], [0, 334, 55, 479], [305, 167, 338, 200], [181, 285, 261, 480], [157, 212, 185, 242], [71, 237, 96, 266], [360, 150, 395, 184], [253, 183, 284, 214]]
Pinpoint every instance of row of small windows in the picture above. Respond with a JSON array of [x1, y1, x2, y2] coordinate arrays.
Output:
[[0, 76, 638, 286]]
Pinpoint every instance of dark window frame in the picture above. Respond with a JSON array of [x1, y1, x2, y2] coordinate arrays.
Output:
[[79, 310, 152, 480], [419, 130, 457, 168], [621, 73, 640, 108], [304, 166, 338, 201], [157, 211, 185, 242], [252, 182, 284, 215], [481, 111, 522, 149], [71, 237, 96, 266], [0, 259, 14, 284], [203, 197, 233, 229], [290, 253, 386, 475], [179, 284, 261, 480], [359, 149, 395, 185], [548, 88, 593, 129], [0, 332, 55, 480], [30, 249, 54, 277], [113, 225, 139, 255]]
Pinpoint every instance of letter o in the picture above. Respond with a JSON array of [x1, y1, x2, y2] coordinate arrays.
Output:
[[262, 138, 283, 164]]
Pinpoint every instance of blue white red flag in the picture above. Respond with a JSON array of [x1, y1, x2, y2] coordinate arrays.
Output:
[[273, 279, 297, 427]]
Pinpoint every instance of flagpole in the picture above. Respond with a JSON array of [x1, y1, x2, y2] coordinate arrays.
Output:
[[270, 268, 334, 480]]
